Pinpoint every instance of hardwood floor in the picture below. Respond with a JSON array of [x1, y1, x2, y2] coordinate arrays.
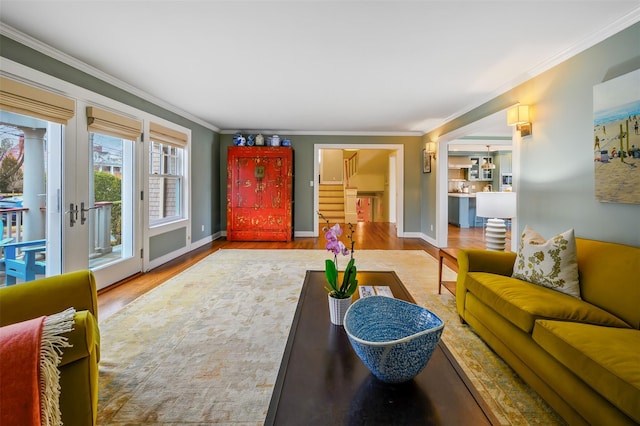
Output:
[[98, 223, 506, 321]]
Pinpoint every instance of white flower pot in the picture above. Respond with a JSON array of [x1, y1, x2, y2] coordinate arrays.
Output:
[[328, 294, 352, 326]]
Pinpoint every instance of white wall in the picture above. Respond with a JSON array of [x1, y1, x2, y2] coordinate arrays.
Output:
[[320, 149, 344, 183]]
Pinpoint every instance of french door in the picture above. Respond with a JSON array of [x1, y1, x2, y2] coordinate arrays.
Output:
[[64, 104, 142, 289], [0, 111, 63, 281], [2, 68, 144, 290], [1, 109, 141, 289]]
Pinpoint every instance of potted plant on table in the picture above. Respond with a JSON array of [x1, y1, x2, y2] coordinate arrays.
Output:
[[319, 213, 358, 325]]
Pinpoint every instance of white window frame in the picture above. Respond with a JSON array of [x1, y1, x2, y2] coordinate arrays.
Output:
[[148, 140, 185, 226], [3, 58, 193, 279], [143, 118, 191, 231]]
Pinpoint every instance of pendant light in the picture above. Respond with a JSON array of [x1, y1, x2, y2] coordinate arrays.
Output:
[[481, 145, 496, 169]]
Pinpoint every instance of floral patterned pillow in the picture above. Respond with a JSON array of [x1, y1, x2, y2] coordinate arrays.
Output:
[[512, 226, 581, 299]]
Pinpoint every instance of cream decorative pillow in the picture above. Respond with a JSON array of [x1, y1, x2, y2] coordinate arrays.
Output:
[[512, 226, 581, 299]]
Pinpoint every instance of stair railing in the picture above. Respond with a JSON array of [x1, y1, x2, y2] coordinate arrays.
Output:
[[344, 152, 358, 188]]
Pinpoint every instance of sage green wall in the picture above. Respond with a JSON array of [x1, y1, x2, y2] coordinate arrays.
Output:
[[425, 23, 640, 247], [0, 35, 221, 258], [7, 22, 638, 248], [149, 227, 187, 260], [420, 152, 438, 240], [220, 134, 423, 233]]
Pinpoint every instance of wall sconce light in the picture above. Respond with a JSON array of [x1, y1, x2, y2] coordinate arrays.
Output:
[[507, 104, 532, 137], [426, 141, 437, 159]]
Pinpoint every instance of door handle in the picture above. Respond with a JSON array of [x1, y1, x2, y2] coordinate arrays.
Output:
[[80, 202, 99, 225], [65, 203, 78, 227]]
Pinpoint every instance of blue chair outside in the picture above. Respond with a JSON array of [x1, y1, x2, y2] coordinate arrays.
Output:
[[3, 239, 46, 285], [0, 221, 15, 270], [0, 220, 14, 246]]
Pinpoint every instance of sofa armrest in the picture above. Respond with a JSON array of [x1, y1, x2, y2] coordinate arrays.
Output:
[[0, 270, 98, 326], [458, 249, 517, 275], [456, 249, 517, 317], [61, 310, 100, 365]]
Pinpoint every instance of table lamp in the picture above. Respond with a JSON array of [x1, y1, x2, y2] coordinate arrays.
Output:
[[475, 192, 517, 251]]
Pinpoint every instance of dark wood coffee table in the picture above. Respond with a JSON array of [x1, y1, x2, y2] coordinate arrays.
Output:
[[264, 271, 498, 425]]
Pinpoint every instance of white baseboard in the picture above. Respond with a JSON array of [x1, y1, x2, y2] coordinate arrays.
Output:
[[221, 230, 316, 238], [294, 231, 315, 238], [205, 230, 436, 243], [401, 231, 439, 248], [191, 234, 213, 249], [145, 246, 192, 272], [402, 231, 423, 239]]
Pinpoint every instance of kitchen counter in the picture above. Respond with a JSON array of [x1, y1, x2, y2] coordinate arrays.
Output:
[[448, 194, 479, 228]]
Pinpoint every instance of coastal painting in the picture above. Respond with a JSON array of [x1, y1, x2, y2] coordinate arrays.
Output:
[[593, 68, 640, 204]]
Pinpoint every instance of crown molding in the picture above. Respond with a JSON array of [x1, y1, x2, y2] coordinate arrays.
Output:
[[220, 129, 422, 137], [3, 5, 638, 138], [422, 6, 640, 135], [461, 136, 511, 141], [1, 21, 416, 138], [0, 22, 220, 133]]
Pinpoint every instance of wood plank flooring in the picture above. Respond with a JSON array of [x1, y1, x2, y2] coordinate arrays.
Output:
[[98, 223, 508, 321]]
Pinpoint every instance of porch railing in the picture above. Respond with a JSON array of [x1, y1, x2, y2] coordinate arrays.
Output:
[[1, 203, 113, 262], [89, 202, 113, 258], [1, 207, 27, 243]]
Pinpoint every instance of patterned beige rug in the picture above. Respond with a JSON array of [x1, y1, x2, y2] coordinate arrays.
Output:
[[97, 249, 564, 425]]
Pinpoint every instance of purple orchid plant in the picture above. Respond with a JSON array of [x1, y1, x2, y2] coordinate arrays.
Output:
[[319, 212, 358, 299]]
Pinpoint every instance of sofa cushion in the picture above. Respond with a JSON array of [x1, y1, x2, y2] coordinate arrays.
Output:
[[465, 272, 630, 333], [575, 238, 640, 330], [533, 320, 640, 423], [512, 226, 581, 299]]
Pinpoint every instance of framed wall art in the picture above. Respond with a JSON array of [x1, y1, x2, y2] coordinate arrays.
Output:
[[593, 68, 640, 204], [423, 149, 431, 173]]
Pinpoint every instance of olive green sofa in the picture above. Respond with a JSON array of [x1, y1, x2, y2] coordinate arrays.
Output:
[[456, 238, 639, 425], [0, 270, 100, 425]]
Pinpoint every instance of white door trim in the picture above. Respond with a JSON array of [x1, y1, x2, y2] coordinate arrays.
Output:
[[436, 108, 518, 250], [314, 143, 404, 238]]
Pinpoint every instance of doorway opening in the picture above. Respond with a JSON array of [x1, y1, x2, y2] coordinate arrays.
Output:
[[436, 109, 519, 251], [314, 144, 404, 238]]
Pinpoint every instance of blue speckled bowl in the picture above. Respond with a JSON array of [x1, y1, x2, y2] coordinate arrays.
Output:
[[344, 296, 444, 383]]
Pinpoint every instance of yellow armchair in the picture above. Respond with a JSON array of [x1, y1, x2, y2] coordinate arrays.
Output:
[[0, 270, 100, 426]]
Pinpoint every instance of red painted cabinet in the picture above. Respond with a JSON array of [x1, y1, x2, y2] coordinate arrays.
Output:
[[226, 146, 293, 241]]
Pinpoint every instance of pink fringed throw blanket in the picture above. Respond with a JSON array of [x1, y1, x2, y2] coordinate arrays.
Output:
[[0, 308, 75, 426]]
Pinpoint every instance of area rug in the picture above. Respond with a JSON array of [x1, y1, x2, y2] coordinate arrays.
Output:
[[97, 249, 564, 425]]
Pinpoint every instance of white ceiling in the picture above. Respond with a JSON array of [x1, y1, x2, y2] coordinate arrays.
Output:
[[1, 1, 639, 136]]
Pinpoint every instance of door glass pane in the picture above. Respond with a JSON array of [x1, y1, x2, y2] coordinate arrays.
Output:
[[1, 110, 61, 284], [88, 132, 134, 270]]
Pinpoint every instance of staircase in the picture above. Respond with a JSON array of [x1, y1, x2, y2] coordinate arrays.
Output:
[[318, 184, 345, 223]]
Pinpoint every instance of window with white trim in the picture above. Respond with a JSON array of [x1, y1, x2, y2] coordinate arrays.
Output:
[[148, 122, 187, 225]]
